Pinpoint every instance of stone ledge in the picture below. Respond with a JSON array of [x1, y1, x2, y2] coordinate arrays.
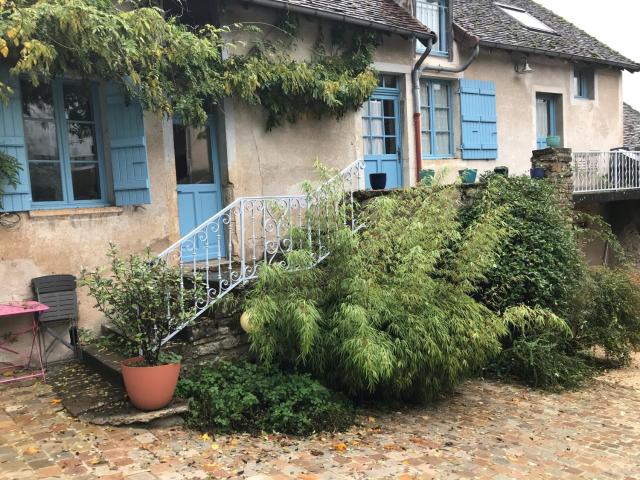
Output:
[[29, 206, 124, 218]]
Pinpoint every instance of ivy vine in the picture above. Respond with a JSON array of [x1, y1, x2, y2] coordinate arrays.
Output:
[[0, 0, 379, 129]]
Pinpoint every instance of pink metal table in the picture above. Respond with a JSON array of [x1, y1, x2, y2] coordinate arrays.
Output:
[[0, 301, 48, 385]]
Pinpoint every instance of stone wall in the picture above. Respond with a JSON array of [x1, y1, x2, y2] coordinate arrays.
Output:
[[531, 148, 574, 206], [178, 291, 250, 370]]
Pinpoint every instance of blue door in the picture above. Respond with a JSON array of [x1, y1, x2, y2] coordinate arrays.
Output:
[[362, 87, 402, 189], [536, 94, 558, 149], [174, 117, 224, 261]]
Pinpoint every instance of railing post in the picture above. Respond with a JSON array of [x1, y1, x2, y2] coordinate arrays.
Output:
[[239, 198, 246, 284]]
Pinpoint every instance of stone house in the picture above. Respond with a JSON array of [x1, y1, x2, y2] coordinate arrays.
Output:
[[0, 0, 638, 346]]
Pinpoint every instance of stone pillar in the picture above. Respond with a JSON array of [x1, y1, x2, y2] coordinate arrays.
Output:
[[531, 148, 574, 205]]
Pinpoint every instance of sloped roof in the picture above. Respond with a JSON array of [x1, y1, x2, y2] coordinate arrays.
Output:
[[452, 0, 640, 71], [241, 0, 435, 41], [624, 103, 640, 150]]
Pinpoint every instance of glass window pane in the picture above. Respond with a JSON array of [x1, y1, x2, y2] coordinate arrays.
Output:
[[364, 138, 372, 155], [435, 132, 450, 155], [420, 83, 430, 106], [29, 162, 63, 202], [68, 123, 97, 161], [362, 117, 370, 136], [383, 100, 395, 117], [422, 132, 431, 156], [417, 0, 442, 51], [382, 75, 397, 89], [433, 83, 449, 107], [24, 119, 58, 161], [71, 162, 101, 200], [63, 84, 94, 121], [187, 126, 213, 184], [370, 100, 382, 116], [384, 118, 396, 136], [421, 107, 430, 131], [435, 108, 450, 131], [385, 137, 396, 154], [371, 118, 383, 136], [372, 138, 384, 155], [21, 81, 55, 119]]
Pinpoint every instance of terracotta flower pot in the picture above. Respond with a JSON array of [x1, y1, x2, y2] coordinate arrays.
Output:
[[121, 357, 181, 411]]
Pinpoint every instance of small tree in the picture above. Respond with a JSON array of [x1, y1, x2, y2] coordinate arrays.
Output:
[[81, 244, 204, 366]]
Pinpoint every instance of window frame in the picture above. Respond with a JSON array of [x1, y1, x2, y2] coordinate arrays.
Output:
[[420, 79, 454, 159], [416, 0, 449, 56], [574, 67, 595, 100], [22, 78, 108, 209]]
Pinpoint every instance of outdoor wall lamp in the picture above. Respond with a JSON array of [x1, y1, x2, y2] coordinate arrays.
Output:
[[514, 57, 534, 74]]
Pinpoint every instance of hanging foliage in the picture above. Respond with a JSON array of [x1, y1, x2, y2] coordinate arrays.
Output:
[[0, 0, 378, 128]]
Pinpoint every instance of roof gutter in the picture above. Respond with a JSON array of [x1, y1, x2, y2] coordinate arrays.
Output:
[[241, 0, 435, 42], [479, 39, 640, 73]]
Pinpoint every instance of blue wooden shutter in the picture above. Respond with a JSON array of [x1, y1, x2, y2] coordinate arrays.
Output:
[[106, 85, 151, 205], [460, 79, 498, 160], [0, 67, 31, 212]]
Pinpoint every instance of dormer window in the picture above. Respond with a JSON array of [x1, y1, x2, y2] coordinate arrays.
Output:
[[496, 3, 555, 33], [416, 0, 448, 55]]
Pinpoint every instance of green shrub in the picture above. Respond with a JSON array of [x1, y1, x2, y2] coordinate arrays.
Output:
[[246, 177, 508, 401], [176, 362, 354, 435], [573, 267, 640, 364], [464, 175, 584, 316], [491, 305, 592, 390]]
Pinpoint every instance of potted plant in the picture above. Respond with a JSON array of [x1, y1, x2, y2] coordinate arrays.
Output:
[[530, 167, 546, 179], [81, 244, 204, 411], [419, 169, 436, 185], [493, 166, 509, 177], [458, 168, 478, 184], [369, 172, 387, 190], [546, 135, 561, 148]]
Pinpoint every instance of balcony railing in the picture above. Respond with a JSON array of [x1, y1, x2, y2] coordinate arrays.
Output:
[[573, 151, 640, 193], [158, 160, 365, 345]]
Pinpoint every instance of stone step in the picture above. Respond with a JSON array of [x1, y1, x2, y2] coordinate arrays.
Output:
[[81, 342, 125, 387], [48, 362, 188, 427]]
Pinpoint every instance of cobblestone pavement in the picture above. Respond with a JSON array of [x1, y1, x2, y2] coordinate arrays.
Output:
[[1, 357, 640, 480]]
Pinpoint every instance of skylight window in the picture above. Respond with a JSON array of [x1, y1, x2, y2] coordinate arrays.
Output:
[[496, 3, 555, 33]]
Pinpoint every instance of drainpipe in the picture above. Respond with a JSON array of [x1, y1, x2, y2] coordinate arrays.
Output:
[[413, 24, 481, 183], [412, 37, 433, 184]]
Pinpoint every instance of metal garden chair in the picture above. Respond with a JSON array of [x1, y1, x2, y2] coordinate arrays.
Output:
[[31, 275, 80, 367]]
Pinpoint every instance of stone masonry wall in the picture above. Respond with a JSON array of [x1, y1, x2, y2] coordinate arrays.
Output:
[[531, 148, 574, 206]]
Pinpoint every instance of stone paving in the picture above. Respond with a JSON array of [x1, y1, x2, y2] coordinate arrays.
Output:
[[1, 357, 640, 479]]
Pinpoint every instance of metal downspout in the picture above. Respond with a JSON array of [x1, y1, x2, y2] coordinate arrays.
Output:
[[412, 38, 433, 184]]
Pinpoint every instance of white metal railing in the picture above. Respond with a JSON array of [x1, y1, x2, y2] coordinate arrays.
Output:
[[573, 151, 640, 193], [158, 160, 365, 345]]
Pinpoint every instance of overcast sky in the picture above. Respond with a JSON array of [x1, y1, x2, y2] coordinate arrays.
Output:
[[534, 0, 640, 110]]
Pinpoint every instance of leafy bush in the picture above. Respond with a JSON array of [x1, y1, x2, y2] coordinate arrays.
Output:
[[464, 175, 584, 316], [246, 177, 508, 401], [573, 267, 640, 364], [176, 362, 354, 435], [491, 306, 592, 390], [81, 244, 204, 366]]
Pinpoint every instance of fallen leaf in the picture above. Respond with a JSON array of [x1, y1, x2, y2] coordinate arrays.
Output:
[[211, 443, 220, 450], [23, 445, 39, 455], [2, 370, 14, 377], [334, 443, 347, 452], [201, 433, 210, 441], [50, 399, 62, 405], [367, 416, 376, 423]]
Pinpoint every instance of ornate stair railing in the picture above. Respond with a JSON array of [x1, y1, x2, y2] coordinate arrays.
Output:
[[573, 151, 640, 193], [158, 160, 365, 345]]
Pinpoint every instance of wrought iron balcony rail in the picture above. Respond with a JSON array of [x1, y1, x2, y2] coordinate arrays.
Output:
[[158, 160, 365, 345], [573, 151, 640, 193]]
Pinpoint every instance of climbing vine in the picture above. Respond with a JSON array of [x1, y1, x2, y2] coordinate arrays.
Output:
[[0, 0, 378, 128], [0, 150, 20, 209]]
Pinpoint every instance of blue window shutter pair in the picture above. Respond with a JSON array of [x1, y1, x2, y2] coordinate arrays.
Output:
[[0, 67, 31, 212], [460, 79, 498, 160], [106, 84, 151, 206], [0, 78, 150, 211]]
